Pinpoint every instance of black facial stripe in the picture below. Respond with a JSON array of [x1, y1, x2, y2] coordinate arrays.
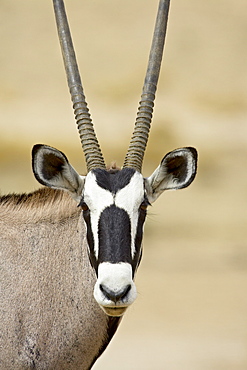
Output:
[[82, 209, 98, 272], [92, 168, 136, 194], [132, 208, 147, 275], [98, 205, 132, 264]]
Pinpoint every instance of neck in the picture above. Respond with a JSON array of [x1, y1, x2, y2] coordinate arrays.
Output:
[[0, 188, 79, 224]]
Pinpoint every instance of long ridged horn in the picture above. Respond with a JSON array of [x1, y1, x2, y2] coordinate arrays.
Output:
[[123, 0, 170, 172], [53, 0, 106, 172]]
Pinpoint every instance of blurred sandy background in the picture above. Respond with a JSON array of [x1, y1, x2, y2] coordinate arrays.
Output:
[[1, 0, 247, 369]]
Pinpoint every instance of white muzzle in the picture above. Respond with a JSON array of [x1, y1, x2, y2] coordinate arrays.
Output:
[[94, 262, 137, 316]]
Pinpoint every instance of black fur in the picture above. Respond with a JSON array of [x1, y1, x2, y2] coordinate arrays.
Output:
[[132, 206, 147, 274], [92, 168, 135, 193], [98, 205, 132, 265], [81, 207, 98, 273]]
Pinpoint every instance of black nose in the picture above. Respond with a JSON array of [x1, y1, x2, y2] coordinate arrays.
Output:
[[100, 284, 131, 303]]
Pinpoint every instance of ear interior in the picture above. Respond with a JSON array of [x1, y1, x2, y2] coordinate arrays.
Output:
[[160, 147, 197, 190], [145, 147, 197, 202], [32, 144, 85, 201], [40, 151, 64, 180]]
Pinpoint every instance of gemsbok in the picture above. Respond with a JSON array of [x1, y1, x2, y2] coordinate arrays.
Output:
[[0, 0, 197, 368]]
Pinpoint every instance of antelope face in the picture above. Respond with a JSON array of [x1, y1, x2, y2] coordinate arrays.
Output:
[[80, 168, 146, 316], [32, 144, 197, 316]]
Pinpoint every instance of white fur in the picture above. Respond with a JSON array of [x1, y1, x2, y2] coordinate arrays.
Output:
[[83, 172, 114, 258]]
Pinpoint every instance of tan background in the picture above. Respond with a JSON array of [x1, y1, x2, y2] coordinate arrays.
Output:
[[1, 0, 247, 369]]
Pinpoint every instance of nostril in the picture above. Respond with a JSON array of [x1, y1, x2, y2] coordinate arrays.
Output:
[[119, 284, 131, 301], [100, 284, 131, 304]]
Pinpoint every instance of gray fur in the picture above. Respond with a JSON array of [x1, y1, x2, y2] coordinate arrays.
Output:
[[0, 188, 111, 369]]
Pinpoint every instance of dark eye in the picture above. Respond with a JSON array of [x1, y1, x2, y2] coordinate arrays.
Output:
[[81, 202, 89, 212], [78, 199, 89, 212], [140, 200, 150, 211], [140, 204, 147, 211]]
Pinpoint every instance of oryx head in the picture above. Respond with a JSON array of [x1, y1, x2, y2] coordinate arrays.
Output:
[[32, 0, 197, 317]]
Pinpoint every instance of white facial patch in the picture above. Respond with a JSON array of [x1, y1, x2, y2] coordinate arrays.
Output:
[[115, 172, 145, 257], [83, 172, 114, 258]]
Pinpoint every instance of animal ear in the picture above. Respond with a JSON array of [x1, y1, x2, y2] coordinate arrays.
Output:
[[145, 147, 198, 203], [32, 144, 85, 202]]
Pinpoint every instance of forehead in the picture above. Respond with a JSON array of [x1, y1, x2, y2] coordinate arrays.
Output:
[[83, 168, 144, 204]]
